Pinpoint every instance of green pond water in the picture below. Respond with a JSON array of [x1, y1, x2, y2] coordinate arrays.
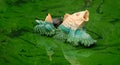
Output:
[[0, 0, 120, 65]]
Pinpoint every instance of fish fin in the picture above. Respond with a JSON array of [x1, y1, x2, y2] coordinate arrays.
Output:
[[45, 13, 53, 22]]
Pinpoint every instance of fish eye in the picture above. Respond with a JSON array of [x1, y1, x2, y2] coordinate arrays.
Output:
[[76, 13, 80, 16]]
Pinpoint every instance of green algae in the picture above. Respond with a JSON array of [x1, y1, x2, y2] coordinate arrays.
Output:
[[0, 0, 120, 65]]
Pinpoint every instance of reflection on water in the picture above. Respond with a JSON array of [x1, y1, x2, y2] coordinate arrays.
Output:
[[46, 47, 54, 61], [36, 36, 93, 65], [62, 48, 81, 65], [60, 41, 92, 65]]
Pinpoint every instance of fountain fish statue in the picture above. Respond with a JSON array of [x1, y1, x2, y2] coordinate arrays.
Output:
[[34, 10, 96, 47]]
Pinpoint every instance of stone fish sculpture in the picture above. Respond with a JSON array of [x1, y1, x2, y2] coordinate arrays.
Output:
[[34, 10, 96, 47]]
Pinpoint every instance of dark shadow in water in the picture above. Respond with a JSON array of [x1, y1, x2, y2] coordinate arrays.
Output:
[[3, 16, 9, 19], [9, 55, 24, 63], [0, 56, 10, 63], [99, 51, 120, 55], [6, 27, 38, 48], [18, 37, 38, 48], [109, 18, 120, 24], [41, 9, 48, 12], [117, 48, 120, 51], [1, 39, 7, 43], [18, 53, 33, 57], [41, 5, 64, 13], [96, 0, 104, 14], [18, 53, 44, 58], [7, 27, 33, 38], [82, 0, 95, 10], [91, 46, 107, 50], [20, 49, 26, 52], [5, 0, 36, 6], [0, 11, 4, 13], [97, 64, 102, 65], [86, 29, 103, 39]]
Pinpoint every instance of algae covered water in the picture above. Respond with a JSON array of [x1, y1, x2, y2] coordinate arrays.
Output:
[[0, 0, 120, 65]]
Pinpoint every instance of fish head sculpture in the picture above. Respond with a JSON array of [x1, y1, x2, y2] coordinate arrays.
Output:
[[62, 10, 89, 30]]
